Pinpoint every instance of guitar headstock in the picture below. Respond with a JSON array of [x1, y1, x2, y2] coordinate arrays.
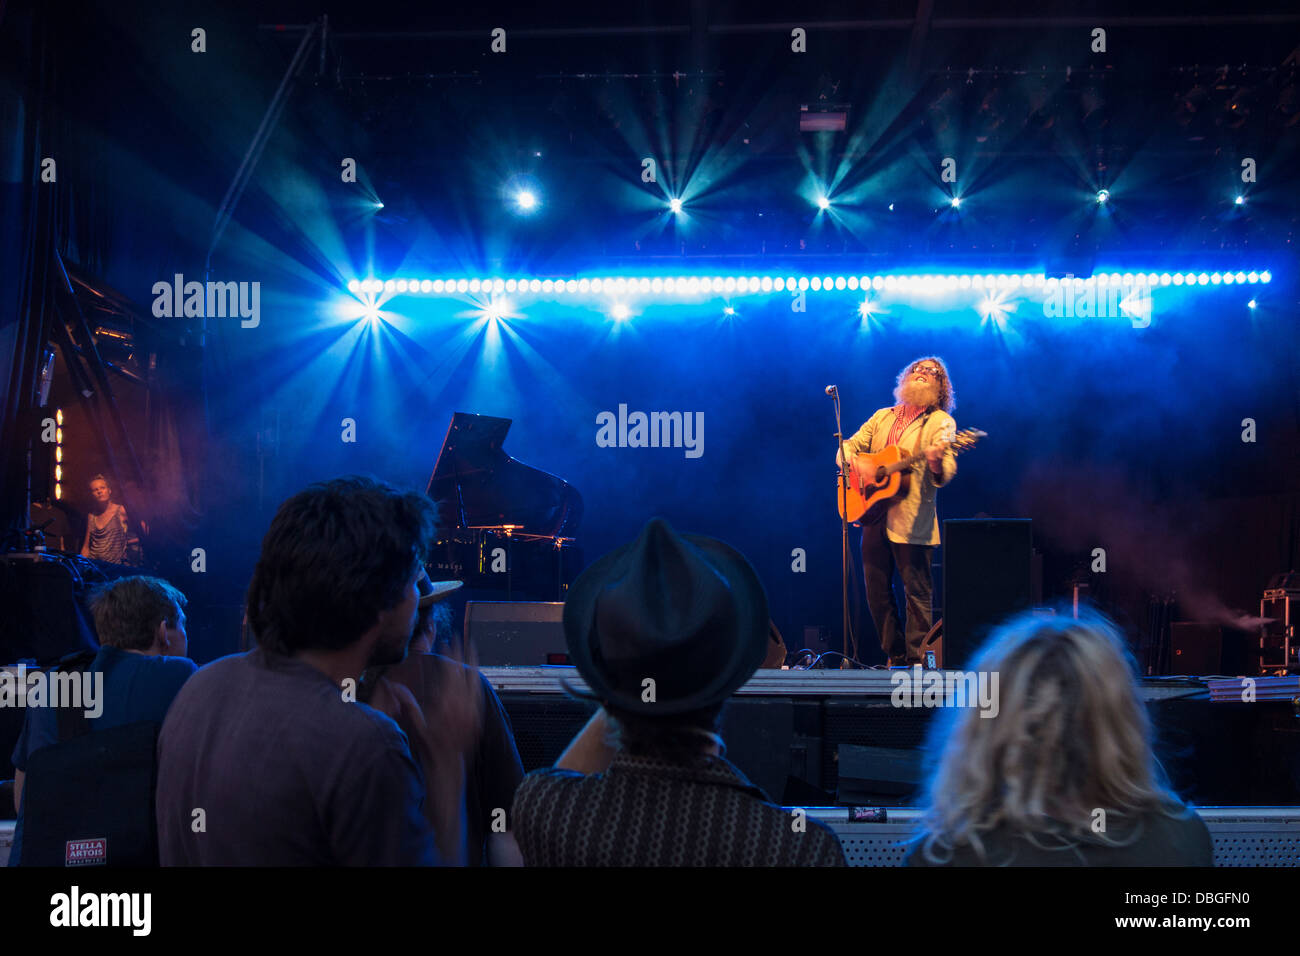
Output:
[[947, 428, 987, 453]]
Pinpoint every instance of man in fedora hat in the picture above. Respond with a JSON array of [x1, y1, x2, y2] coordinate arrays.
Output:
[[511, 518, 846, 866], [362, 571, 526, 866]]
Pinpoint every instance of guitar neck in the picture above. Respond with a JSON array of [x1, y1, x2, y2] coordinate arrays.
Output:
[[884, 438, 971, 475]]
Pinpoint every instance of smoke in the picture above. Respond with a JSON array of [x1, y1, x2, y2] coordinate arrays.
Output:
[[1017, 460, 1269, 630]]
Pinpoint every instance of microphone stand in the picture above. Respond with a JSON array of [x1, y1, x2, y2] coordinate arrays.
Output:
[[829, 388, 856, 668]]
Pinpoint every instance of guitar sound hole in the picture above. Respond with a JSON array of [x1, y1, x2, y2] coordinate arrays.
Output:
[[873, 467, 887, 483]]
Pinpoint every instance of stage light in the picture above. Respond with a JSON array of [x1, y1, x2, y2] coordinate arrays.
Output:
[[55, 465, 62, 481], [888, 203, 895, 211], [54, 484, 61, 500], [978, 294, 1010, 327], [485, 299, 511, 322], [56, 409, 63, 426], [350, 270, 1269, 316], [1096, 189, 1110, 204], [950, 197, 961, 209], [374, 201, 384, 210], [817, 196, 831, 210], [1235, 195, 1246, 205], [55, 447, 62, 462], [610, 303, 630, 321], [515, 190, 537, 211], [1248, 298, 1258, 309], [669, 198, 683, 214], [723, 306, 735, 316]]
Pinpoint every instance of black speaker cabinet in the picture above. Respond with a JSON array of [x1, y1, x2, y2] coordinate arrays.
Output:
[[464, 601, 565, 666], [942, 519, 1032, 669]]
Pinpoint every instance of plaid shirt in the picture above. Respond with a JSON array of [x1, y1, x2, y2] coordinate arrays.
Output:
[[512, 751, 847, 867]]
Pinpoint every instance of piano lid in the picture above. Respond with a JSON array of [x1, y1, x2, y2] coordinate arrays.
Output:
[[427, 412, 583, 538]]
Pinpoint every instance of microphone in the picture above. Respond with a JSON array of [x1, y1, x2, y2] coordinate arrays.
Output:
[[825, 385, 838, 396]]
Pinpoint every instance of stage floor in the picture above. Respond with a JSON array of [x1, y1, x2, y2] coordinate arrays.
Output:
[[481, 666, 1215, 700]]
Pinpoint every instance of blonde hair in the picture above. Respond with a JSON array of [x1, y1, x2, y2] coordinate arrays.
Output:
[[916, 608, 1188, 864]]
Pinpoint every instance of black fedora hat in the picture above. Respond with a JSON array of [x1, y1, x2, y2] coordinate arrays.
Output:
[[563, 517, 770, 715], [416, 569, 462, 608]]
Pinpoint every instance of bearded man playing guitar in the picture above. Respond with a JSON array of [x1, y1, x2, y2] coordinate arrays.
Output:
[[837, 357, 958, 667]]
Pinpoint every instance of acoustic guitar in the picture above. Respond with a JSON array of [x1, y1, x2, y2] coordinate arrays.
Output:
[[837, 428, 987, 524]]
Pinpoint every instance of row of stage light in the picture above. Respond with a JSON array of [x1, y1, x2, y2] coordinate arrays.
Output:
[[348, 271, 1272, 297], [496, 189, 1242, 214]]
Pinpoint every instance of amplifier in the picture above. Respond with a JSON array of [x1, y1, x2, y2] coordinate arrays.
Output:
[[464, 601, 566, 666], [942, 519, 1033, 669]]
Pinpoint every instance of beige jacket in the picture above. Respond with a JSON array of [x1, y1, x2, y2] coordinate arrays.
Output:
[[838, 406, 957, 546]]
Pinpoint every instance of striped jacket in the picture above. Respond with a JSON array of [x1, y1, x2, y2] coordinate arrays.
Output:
[[512, 751, 847, 867]]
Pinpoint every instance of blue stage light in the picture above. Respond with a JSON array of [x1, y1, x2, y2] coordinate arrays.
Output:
[[950, 197, 961, 209], [1248, 298, 1257, 309], [1235, 195, 1246, 205], [515, 190, 537, 211], [817, 196, 830, 210], [1096, 189, 1110, 204], [350, 270, 1275, 315], [669, 198, 683, 214]]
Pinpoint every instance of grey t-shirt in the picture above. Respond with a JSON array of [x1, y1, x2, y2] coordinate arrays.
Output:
[[156, 647, 441, 866]]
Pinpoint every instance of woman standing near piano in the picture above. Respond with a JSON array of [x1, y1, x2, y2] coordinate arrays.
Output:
[[836, 358, 958, 667]]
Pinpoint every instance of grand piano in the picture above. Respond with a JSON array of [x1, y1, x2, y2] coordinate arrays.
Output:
[[426, 412, 583, 601]]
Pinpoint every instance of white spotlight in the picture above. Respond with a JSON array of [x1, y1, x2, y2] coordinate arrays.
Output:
[[669, 198, 683, 214], [1096, 189, 1110, 204]]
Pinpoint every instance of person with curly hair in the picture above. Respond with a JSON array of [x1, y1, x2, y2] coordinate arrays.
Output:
[[908, 608, 1213, 866], [837, 357, 958, 666]]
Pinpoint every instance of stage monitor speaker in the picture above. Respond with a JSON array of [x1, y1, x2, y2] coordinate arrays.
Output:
[[464, 601, 565, 666], [943, 519, 1032, 670], [836, 744, 924, 802]]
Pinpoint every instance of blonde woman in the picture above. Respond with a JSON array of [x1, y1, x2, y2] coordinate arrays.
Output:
[[81, 474, 134, 565], [909, 609, 1213, 866]]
